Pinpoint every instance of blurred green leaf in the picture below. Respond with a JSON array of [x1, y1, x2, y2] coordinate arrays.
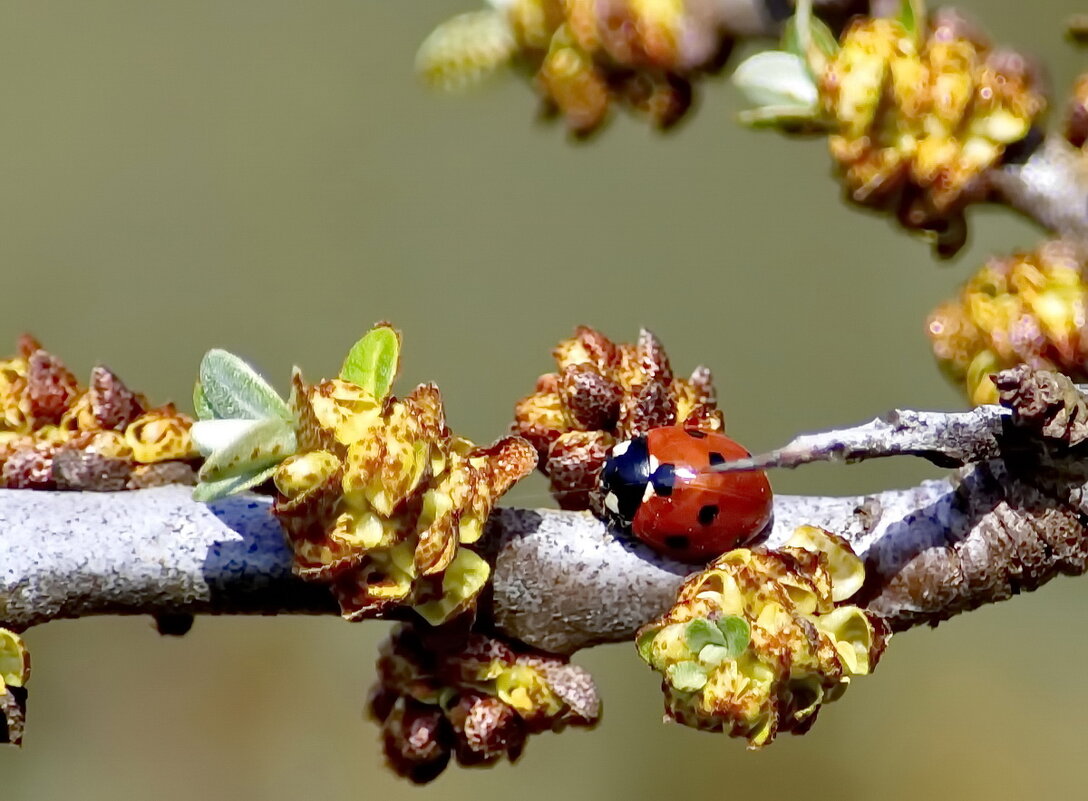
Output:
[[198, 348, 291, 422], [197, 417, 297, 483], [733, 51, 819, 114], [698, 644, 732, 667], [191, 464, 279, 503], [685, 618, 726, 653], [191, 418, 266, 457], [666, 661, 708, 692], [340, 325, 401, 399], [782, 11, 839, 66], [636, 627, 659, 663], [192, 381, 214, 421], [898, 0, 926, 41], [717, 615, 751, 657]]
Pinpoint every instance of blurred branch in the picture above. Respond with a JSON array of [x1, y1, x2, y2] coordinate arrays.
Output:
[[3, 368, 1088, 654], [992, 135, 1088, 245]]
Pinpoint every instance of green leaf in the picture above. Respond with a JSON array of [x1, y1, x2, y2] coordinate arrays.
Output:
[[191, 418, 267, 458], [193, 381, 214, 421], [698, 644, 732, 668], [198, 349, 291, 422], [197, 417, 297, 483], [636, 627, 659, 664], [666, 661, 708, 692], [716, 615, 751, 658], [733, 51, 819, 111], [192, 464, 279, 503], [684, 618, 725, 653], [738, 105, 825, 130], [340, 325, 401, 400], [898, 0, 926, 41], [782, 11, 839, 65]]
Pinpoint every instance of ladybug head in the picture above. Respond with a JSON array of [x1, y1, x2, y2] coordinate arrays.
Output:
[[598, 435, 650, 529]]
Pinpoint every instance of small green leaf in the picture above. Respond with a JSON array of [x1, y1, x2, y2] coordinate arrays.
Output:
[[738, 105, 825, 129], [698, 644, 732, 668], [716, 615, 751, 658], [898, 0, 926, 41], [733, 51, 819, 111], [636, 627, 659, 664], [193, 381, 214, 421], [192, 464, 279, 503], [340, 325, 401, 400], [782, 11, 840, 65], [666, 661, 708, 692], [192, 418, 267, 458], [685, 618, 726, 653], [197, 417, 297, 483], [198, 349, 291, 422]]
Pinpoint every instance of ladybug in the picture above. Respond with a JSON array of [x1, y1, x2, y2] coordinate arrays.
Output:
[[598, 426, 773, 563]]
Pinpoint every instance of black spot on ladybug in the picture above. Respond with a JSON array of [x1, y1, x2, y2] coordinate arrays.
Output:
[[651, 463, 675, 497], [685, 429, 707, 439], [664, 535, 690, 551], [708, 452, 725, 467], [698, 504, 720, 526]]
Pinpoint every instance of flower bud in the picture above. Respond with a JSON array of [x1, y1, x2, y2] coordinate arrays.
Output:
[[637, 526, 888, 746]]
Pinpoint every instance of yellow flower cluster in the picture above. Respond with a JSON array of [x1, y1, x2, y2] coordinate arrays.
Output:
[[637, 526, 888, 746], [273, 372, 536, 625], [514, 325, 723, 510], [820, 10, 1046, 239], [0, 628, 30, 745], [928, 241, 1088, 406], [0, 336, 196, 490], [369, 624, 600, 783], [418, 0, 732, 136]]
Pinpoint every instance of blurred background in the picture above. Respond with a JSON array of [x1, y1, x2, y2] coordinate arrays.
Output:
[[1, 1, 1086, 798]]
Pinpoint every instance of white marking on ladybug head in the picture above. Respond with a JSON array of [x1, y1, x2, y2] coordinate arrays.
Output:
[[642, 482, 655, 503], [648, 454, 660, 473], [604, 492, 620, 514], [612, 439, 631, 457]]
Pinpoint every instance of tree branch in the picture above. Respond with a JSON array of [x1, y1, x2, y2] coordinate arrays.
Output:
[[993, 135, 1088, 245], [5, 378, 1088, 655]]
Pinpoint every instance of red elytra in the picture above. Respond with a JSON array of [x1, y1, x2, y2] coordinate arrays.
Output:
[[599, 426, 773, 563]]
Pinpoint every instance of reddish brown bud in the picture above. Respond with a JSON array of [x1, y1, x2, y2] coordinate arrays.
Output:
[[0, 686, 27, 745], [448, 693, 525, 765], [16, 334, 43, 361], [26, 351, 80, 424], [1, 445, 55, 489], [381, 699, 452, 784], [126, 461, 198, 489], [89, 365, 144, 431], [619, 379, 677, 437], [545, 430, 613, 510], [558, 363, 622, 430], [52, 448, 132, 491]]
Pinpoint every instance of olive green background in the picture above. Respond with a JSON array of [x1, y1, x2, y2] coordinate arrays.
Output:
[[2, 2, 1087, 798]]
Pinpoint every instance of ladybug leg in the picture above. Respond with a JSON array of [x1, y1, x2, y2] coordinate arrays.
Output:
[[544, 430, 615, 511]]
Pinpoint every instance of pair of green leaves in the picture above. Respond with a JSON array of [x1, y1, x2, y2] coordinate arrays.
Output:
[[637, 615, 751, 692], [666, 616, 752, 692], [190, 325, 402, 503], [191, 351, 296, 502], [732, 0, 925, 129]]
